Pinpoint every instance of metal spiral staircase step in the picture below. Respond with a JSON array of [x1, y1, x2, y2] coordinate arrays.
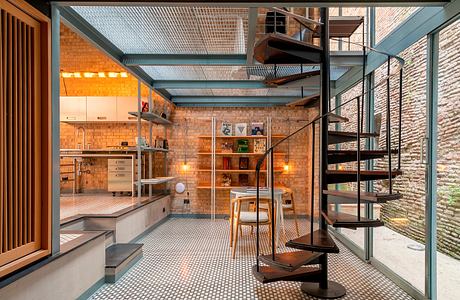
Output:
[[264, 70, 320, 87], [286, 229, 339, 253], [313, 16, 365, 38], [252, 265, 322, 284], [328, 130, 379, 145], [254, 33, 323, 64], [324, 190, 402, 204], [259, 251, 322, 272], [328, 149, 398, 164], [326, 169, 402, 184], [322, 211, 384, 229]]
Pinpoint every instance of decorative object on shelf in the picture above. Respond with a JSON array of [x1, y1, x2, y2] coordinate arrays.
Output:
[[239, 157, 249, 170], [222, 174, 232, 187], [121, 141, 129, 147], [235, 123, 248, 136], [284, 118, 290, 172], [163, 139, 169, 150], [136, 137, 147, 147], [251, 122, 264, 136], [237, 139, 249, 153], [142, 101, 149, 112], [163, 103, 171, 119], [254, 138, 266, 154], [154, 136, 164, 148], [223, 157, 231, 170], [239, 174, 249, 186], [221, 121, 233, 136], [221, 142, 233, 153]]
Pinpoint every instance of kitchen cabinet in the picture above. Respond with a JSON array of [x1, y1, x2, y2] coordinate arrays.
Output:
[[87, 96, 117, 122], [116, 97, 139, 122], [60, 96, 87, 122]]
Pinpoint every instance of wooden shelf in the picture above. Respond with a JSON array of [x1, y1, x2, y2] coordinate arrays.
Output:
[[198, 135, 268, 139], [141, 147, 169, 153], [197, 169, 283, 173], [128, 112, 172, 125], [197, 152, 286, 156], [136, 177, 175, 185]]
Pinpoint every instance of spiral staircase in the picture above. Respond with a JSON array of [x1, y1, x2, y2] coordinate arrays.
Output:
[[251, 8, 404, 299]]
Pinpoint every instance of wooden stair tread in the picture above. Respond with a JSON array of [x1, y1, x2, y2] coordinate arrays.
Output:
[[328, 149, 397, 164], [324, 190, 402, 203], [322, 211, 384, 229], [326, 169, 402, 184], [325, 113, 349, 124], [286, 229, 339, 253], [259, 251, 322, 272], [313, 16, 364, 38], [328, 131, 379, 145], [252, 265, 321, 284], [254, 33, 323, 64], [264, 70, 320, 87], [286, 94, 319, 107]]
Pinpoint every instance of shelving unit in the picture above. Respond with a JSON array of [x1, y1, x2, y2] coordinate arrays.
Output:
[[134, 81, 174, 201], [197, 117, 287, 219]]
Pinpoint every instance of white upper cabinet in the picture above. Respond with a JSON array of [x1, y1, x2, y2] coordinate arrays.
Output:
[[60, 96, 87, 122], [86, 96, 117, 122], [116, 96, 139, 122]]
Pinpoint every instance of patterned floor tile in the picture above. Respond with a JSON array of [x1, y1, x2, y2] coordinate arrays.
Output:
[[88, 218, 413, 300]]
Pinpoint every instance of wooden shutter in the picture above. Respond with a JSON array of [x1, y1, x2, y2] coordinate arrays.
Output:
[[0, 0, 50, 277]]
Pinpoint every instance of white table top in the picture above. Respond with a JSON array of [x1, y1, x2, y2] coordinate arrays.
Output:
[[230, 187, 284, 196]]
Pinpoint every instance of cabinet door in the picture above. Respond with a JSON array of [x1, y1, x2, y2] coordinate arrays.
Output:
[[87, 97, 117, 121], [116, 96, 138, 122], [60, 96, 87, 122]]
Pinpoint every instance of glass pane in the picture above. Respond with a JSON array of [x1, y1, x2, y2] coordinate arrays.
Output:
[[375, 7, 419, 44], [437, 19, 460, 300], [372, 36, 427, 293]]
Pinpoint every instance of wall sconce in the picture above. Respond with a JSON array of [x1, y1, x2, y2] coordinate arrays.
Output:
[[182, 162, 190, 172], [283, 161, 289, 172]]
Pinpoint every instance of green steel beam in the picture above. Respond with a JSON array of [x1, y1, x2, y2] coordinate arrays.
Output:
[[153, 80, 322, 90], [123, 54, 247, 66], [172, 96, 299, 105], [123, 51, 363, 66], [58, 6, 173, 101], [246, 7, 258, 65], [334, 0, 459, 96], [53, 1, 451, 8]]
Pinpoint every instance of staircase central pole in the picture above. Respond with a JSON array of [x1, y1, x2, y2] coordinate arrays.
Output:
[[319, 6, 330, 290]]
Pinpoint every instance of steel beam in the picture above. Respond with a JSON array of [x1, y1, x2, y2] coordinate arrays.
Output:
[[334, 0, 459, 96], [58, 6, 172, 101], [246, 7, 258, 65], [172, 96, 299, 104], [53, 1, 451, 8], [123, 52, 363, 66], [153, 79, 323, 90], [123, 54, 247, 66]]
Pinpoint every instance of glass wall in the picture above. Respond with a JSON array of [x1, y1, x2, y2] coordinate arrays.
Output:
[[437, 19, 460, 300]]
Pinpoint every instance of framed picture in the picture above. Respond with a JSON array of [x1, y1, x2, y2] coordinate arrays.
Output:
[[251, 122, 264, 136], [221, 142, 233, 153], [239, 157, 249, 170], [221, 122, 233, 136], [237, 139, 249, 153], [254, 139, 266, 154], [238, 174, 249, 186], [235, 123, 248, 136], [223, 157, 231, 170]]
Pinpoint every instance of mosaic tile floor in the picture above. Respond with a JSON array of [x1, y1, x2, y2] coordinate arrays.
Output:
[[89, 218, 413, 300]]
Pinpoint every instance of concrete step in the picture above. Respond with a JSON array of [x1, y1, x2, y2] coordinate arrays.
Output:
[[105, 243, 143, 283]]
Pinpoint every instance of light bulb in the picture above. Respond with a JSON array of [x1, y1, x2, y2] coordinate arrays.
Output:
[[98, 72, 106, 78], [73, 72, 81, 78], [108, 72, 118, 78], [120, 72, 128, 78], [283, 164, 289, 172], [61, 72, 72, 78], [182, 163, 189, 172], [83, 72, 95, 78]]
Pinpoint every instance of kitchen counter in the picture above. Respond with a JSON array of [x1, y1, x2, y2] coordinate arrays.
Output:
[[60, 147, 168, 155]]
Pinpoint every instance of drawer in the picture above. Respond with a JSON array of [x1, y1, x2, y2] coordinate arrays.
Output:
[[108, 159, 132, 166], [108, 165, 132, 172], [108, 181, 132, 192], [108, 172, 132, 180]]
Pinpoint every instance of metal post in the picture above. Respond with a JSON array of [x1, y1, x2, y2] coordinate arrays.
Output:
[[256, 166, 260, 271], [271, 150, 275, 259], [148, 88, 153, 198], [357, 96, 361, 221], [425, 32, 438, 300], [310, 123, 315, 237], [386, 57, 393, 193], [137, 80, 142, 204], [319, 6, 330, 290], [51, 4, 61, 255], [398, 69, 403, 170]]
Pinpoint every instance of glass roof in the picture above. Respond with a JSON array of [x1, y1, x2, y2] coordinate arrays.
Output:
[[72, 6, 248, 54]]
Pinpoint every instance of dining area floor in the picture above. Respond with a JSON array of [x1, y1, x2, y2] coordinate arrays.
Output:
[[88, 218, 413, 299]]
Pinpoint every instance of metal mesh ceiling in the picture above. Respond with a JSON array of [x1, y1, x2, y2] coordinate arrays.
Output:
[[72, 6, 249, 54], [141, 66, 263, 80], [168, 88, 304, 97]]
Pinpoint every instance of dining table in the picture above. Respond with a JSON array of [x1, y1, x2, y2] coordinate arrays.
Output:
[[230, 187, 286, 247]]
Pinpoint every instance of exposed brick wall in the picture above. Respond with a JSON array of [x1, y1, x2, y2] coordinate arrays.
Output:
[[168, 107, 318, 216]]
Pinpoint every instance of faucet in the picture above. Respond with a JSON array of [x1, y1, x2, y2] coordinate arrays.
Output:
[[76, 127, 86, 149]]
